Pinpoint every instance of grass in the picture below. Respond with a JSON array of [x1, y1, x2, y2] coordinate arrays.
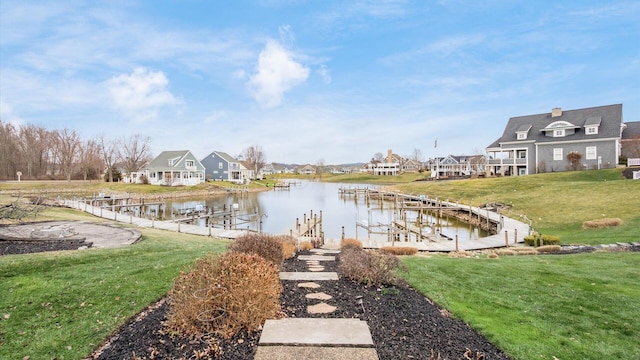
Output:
[[402, 252, 640, 359], [0, 207, 229, 359]]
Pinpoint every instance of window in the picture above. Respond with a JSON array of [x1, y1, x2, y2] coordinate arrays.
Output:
[[553, 148, 563, 161], [186, 160, 194, 167], [218, 162, 223, 169], [554, 129, 565, 137], [586, 127, 598, 135], [517, 133, 526, 140], [168, 159, 174, 166], [586, 146, 597, 160], [517, 150, 527, 159]]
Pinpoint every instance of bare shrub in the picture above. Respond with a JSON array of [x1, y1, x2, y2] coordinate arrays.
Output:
[[447, 251, 474, 258], [167, 252, 282, 339], [228, 233, 284, 266], [495, 249, 516, 256], [536, 245, 562, 253], [487, 253, 499, 259], [339, 247, 406, 286], [380, 246, 418, 256], [298, 241, 314, 251], [582, 218, 624, 229], [340, 238, 363, 250], [282, 242, 296, 259]]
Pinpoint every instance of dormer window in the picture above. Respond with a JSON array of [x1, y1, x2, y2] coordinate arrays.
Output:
[[584, 117, 601, 135], [542, 120, 578, 138], [516, 124, 531, 140]]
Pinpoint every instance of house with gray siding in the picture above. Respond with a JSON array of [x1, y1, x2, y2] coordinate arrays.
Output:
[[201, 151, 254, 183], [128, 150, 205, 186], [486, 104, 625, 175]]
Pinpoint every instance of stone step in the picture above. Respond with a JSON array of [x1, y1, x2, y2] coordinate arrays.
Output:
[[254, 346, 378, 360], [298, 254, 336, 261], [279, 272, 338, 281], [311, 248, 341, 254], [258, 318, 374, 347]]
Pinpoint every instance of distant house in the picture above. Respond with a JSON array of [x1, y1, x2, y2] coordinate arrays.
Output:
[[621, 121, 640, 164], [372, 149, 400, 176], [297, 164, 317, 175], [401, 158, 422, 173], [128, 150, 205, 186], [486, 104, 625, 175], [428, 155, 485, 178], [201, 151, 254, 183]]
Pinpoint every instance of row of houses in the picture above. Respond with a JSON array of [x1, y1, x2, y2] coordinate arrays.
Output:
[[127, 104, 638, 186]]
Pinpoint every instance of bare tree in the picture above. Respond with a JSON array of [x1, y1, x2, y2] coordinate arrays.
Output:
[[316, 158, 325, 179], [243, 145, 266, 179], [98, 135, 120, 182], [52, 128, 81, 182], [0, 121, 19, 180], [373, 152, 384, 162], [118, 134, 152, 174], [78, 139, 103, 181]]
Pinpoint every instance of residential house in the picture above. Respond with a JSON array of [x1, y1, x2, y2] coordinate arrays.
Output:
[[486, 104, 625, 176], [372, 149, 400, 175], [621, 121, 640, 165], [201, 151, 254, 183], [297, 164, 317, 175], [428, 155, 486, 178], [401, 158, 422, 173], [128, 150, 205, 186]]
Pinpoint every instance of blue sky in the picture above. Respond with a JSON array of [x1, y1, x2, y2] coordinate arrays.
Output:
[[1, 1, 638, 164]]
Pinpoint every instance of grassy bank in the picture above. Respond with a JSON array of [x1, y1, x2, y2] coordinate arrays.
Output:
[[0, 209, 229, 359], [402, 252, 640, 359]]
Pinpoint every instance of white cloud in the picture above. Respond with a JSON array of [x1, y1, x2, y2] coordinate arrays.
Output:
[[247, 40, 310, 107], [318, 65, 332, 84], [0, 99, 25, 127], [106, 68, 178, 122]]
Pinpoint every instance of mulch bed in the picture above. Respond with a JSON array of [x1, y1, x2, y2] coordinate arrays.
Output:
[[89, 250, 510, 360]]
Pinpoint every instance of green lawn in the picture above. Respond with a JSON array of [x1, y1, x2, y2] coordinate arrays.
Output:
[[402, 252, 640, 359], [0, 222, 229, 359]]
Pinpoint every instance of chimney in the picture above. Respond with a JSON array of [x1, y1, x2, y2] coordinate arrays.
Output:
[[551, 107, 562, 117], [387, 149, 393, 163]]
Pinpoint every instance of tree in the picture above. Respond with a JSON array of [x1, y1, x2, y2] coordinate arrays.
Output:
[[0, 121, 19, 180], [78, 139, 103, 181], [118, 134, 152, 174], [52, 128, 81, 182], [373, 152, 384, 162], [243, 145, 266, 179], [98, 135, 119, 183], [316, 158, 325, 179], [567, 151, 582, 171]]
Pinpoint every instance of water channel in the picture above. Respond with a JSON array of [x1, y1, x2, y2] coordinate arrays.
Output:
[[142, 180, 487, 242]]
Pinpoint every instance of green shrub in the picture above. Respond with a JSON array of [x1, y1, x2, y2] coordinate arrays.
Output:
[[167, 252, 282, 338], [339, 247, 406, 286], [380, 246, 418, 256], [524, 232, 561, 247], [228, 233, 284, 266]]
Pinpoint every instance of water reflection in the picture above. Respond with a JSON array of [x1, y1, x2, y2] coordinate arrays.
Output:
[[146, 180, 486, 241]]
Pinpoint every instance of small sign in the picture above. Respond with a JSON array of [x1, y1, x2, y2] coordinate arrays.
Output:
[[16, 171, 22, 182]]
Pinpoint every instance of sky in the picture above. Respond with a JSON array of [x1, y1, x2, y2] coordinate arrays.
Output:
[[1, 0, 639, 165]]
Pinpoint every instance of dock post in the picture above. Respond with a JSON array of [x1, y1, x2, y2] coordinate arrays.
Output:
[[130, 214, 132, 224], [514, 228, 518, 244], [341, 226, 345, 240], [504, 230, 509, 247], [152, 218, 155, 228], [209, 220, 212, 237], [455, 234, 459, 252]]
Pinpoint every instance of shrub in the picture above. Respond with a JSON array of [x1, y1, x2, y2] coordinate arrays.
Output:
[[380, 246, 418, 256], [582, 218, 624, 229], [536, 245, 562, 253], [340, 238, 363, 250], [167, 252, 282, 338], [447, 251, 474, 258], [228, 233, 284, 266], [339, 247, 406, 286], [298, 241, 314, 251], [495, 249, 516, 256], [524, 232, 560, 247], [487, 253, 499, 259], [282, 241, 296, 259]]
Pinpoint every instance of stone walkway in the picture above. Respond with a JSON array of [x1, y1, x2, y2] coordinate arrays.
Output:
[[255, 249, 379, 360]]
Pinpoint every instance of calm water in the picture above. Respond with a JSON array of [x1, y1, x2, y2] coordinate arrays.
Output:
[[152, 180, 485, 241]]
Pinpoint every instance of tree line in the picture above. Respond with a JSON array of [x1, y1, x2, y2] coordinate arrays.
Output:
[[0, 121, 151, 182]]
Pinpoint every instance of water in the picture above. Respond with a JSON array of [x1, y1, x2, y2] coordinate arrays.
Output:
[[151, 180, 486, 241]]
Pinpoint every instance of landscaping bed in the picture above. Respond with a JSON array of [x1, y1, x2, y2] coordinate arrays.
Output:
[[90, 250, 510, 359]]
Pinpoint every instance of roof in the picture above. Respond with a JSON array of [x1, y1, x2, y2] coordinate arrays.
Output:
[[488, 104, 623, 148], [146, 150, 195, 171], [622, 121, 640, 140]]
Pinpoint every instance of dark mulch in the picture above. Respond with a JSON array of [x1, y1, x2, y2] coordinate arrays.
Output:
[[0, 237, 93, 255], [89, 250, 510, 360]]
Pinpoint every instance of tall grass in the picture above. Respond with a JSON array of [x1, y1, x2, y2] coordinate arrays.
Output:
[[402, 253, 640, 359], [0, 226, 229, 359]]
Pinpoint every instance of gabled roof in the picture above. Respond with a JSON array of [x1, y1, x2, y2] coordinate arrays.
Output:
[[622, 121, 640, 140], [146, 150, 203, 171], [488, 104, 623, 148]]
